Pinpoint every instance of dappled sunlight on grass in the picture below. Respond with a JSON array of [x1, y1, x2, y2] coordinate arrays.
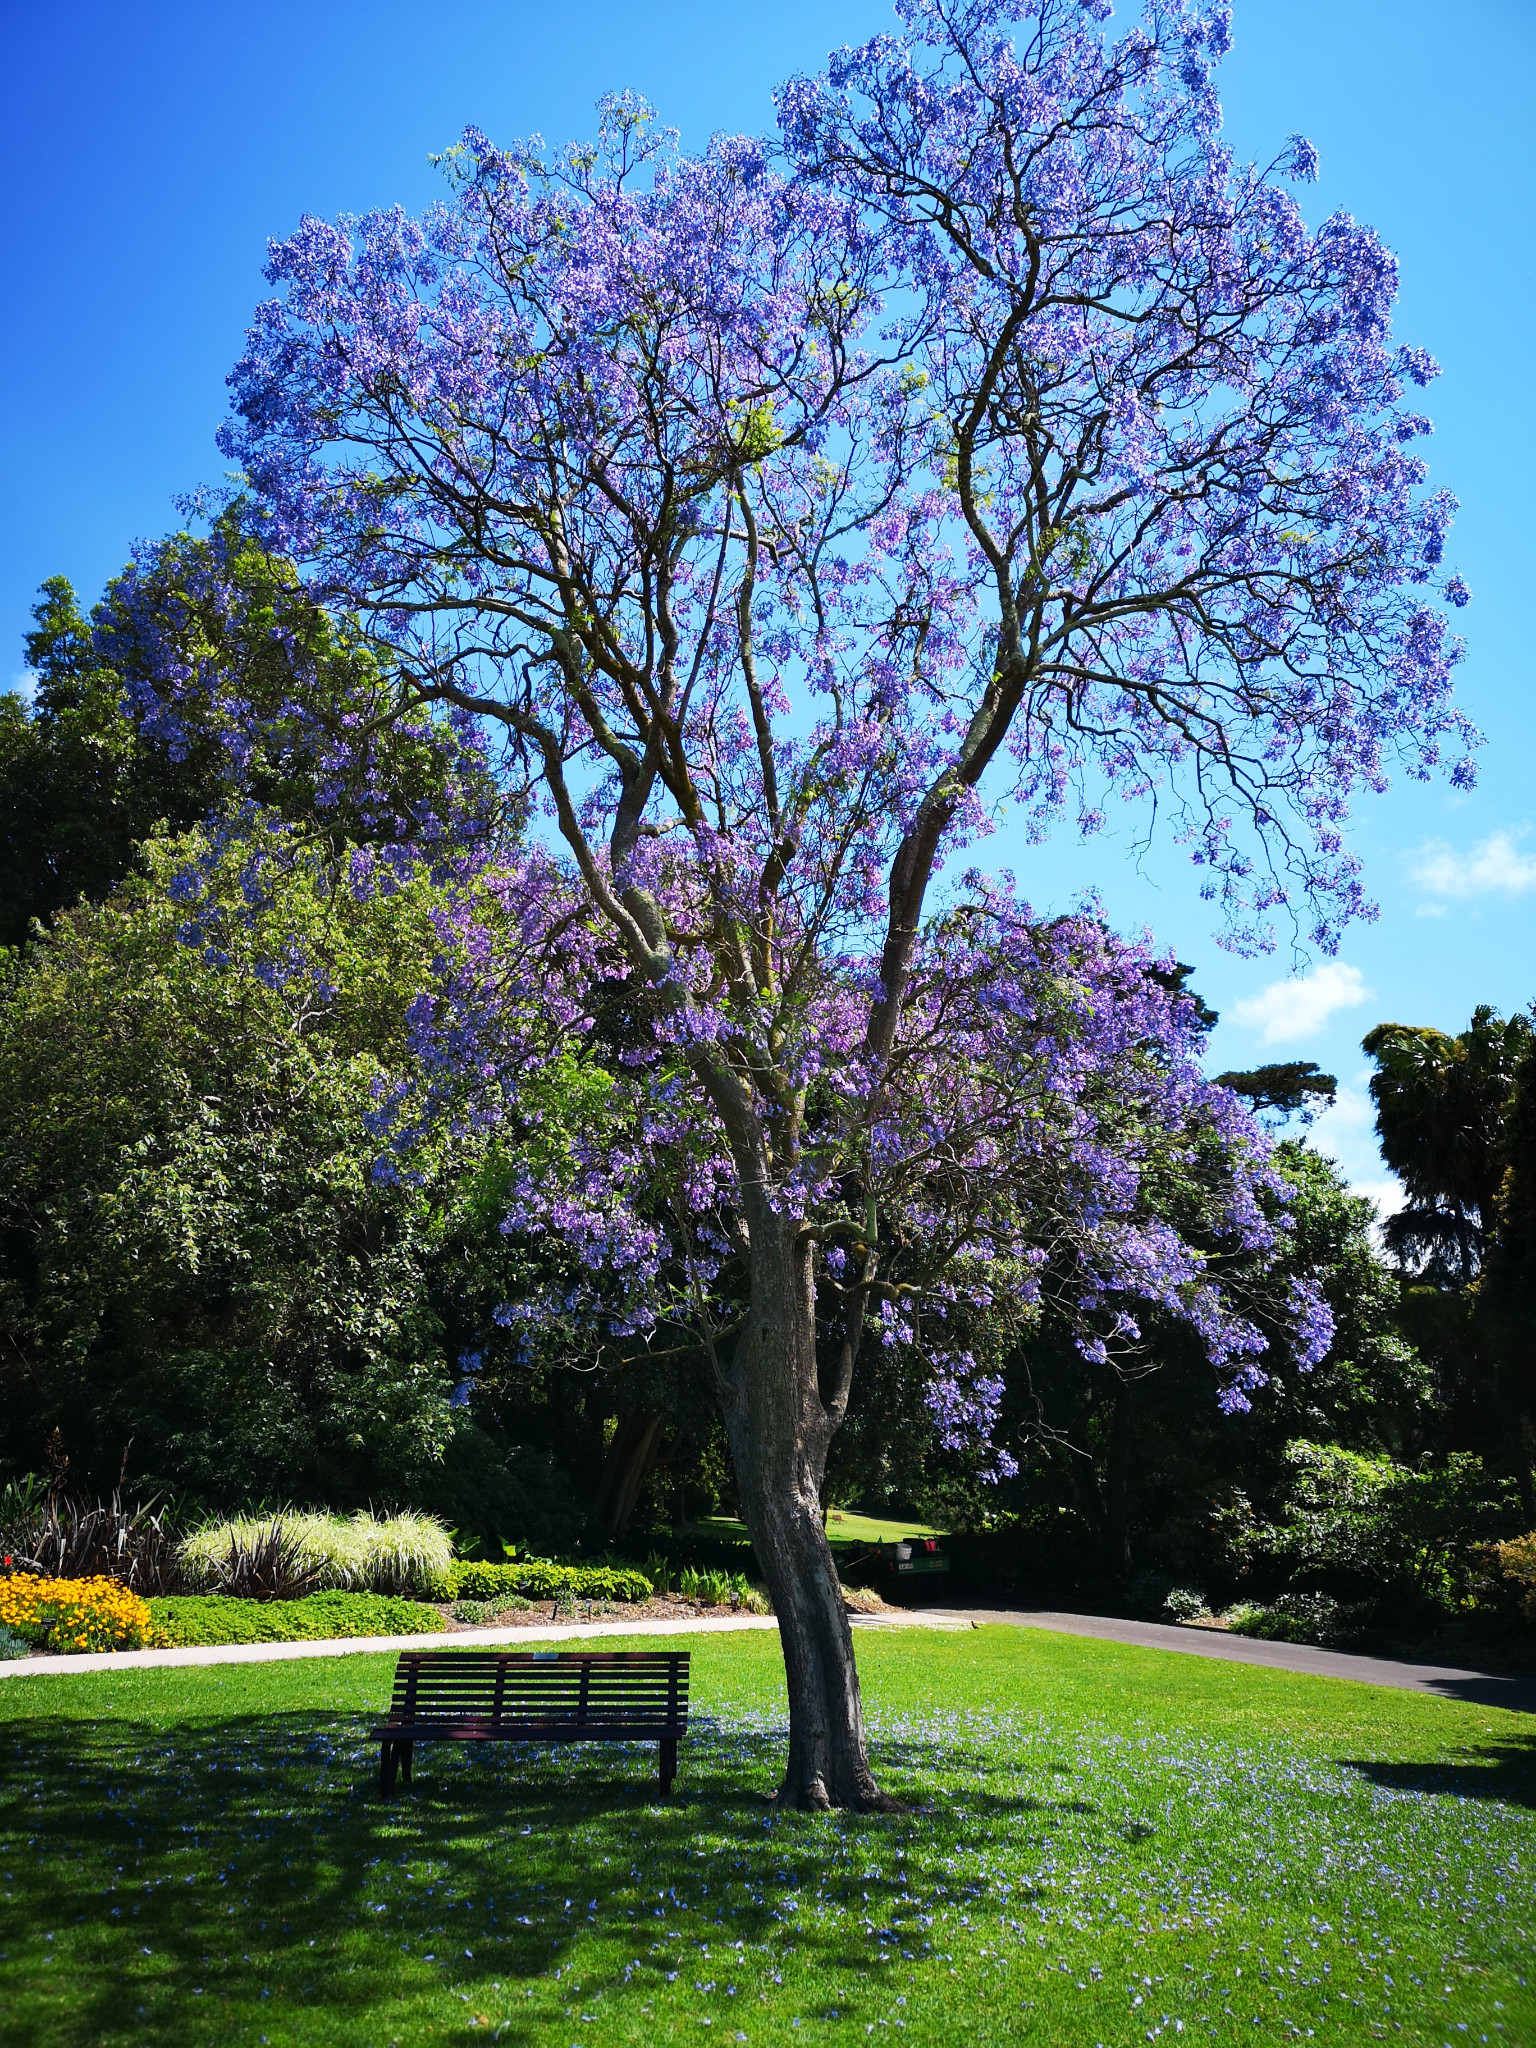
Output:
[[1, 1629, 1533, 2044]]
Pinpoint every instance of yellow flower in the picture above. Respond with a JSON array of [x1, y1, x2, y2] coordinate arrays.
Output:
[[0, 1572, 154, 1652]]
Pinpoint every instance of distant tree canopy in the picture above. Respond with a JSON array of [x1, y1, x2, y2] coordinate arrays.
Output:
[[1214, 1061, 1338, 1123], [0, 514, 493, 954]]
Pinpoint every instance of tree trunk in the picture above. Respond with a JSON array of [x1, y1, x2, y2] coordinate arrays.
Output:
[[719, 1205, 896, 1811], [591, 1409, 666, 1537]]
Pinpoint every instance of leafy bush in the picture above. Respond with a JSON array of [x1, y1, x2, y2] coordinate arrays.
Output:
[[1124, 1570, 1178, 1619], [0, 1624, 28, 1659], [0, 1573, 159, 1652], [448, 1560, 652, 1604], [449, 1596, 531, 1624], [174, 1520, 326, 1601], [1162, 1586, 1209, 1623], [1472, 1533, 1536, 1631], [425, 1435, 592, 1562], [1496, 1535, 1536, 1625], [1230, 1441, 1520, 1609], [149, 1591, 445, 1646], [1225, 1592, 1364, 1647], [178, 1511, 453, 1599]]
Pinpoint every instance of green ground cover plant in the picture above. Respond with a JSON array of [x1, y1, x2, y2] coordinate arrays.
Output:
[[448, 1561, 652, 1604], [149, 1593, 445, 1646], [448, 1598, 531, 1626], [0, 1628, 1531, 2046]]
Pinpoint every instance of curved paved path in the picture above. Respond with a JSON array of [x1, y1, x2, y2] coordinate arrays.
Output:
[[2, 1604, 1530, 1712], [918, 1606, 1536, 1713], [0, 1612, 780, 1681]]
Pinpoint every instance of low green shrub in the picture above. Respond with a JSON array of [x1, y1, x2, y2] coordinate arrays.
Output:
[[149, 1592, 446, 1647], [0, 1623, 30, 1660], [1162, 1585, 1209, 1623], [1229, 1441, 1520, 1608], [1487, 1533, 1536, 1628], [178, 1512, 453, 1600], [1224, 1592, 1366, 1647], [449, 1596, 531, 1624], [447, 1560, 652, 1604]]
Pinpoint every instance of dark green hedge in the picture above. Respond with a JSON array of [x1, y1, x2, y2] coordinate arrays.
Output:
[[149, 1592, 446, 1646], [448, 1561, 652, 1603]]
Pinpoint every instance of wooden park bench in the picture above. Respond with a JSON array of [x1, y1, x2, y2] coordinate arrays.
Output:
[[369, 1648, 690, 1795]]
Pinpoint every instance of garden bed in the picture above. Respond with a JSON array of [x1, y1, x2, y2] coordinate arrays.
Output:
[[435, 1595, 767, 1631]]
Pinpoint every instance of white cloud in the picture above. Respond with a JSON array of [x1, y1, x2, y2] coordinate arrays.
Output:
[[1306, 1083, 1402, 1213], [1348, 1178, 1407, 1221], [1230, 962, 1371, 1047], [1409, 829, 1536, 905]]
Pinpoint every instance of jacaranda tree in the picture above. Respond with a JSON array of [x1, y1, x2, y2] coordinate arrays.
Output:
[[132, 0, 1473, 1806]]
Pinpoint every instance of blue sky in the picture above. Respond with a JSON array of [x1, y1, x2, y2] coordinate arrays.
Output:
[[3, 0, 1533, 1206]]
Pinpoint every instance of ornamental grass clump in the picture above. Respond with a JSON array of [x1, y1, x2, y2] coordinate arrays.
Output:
[[678, 1566, 770, 1612], [177, 1511, 453, 1599], [0, 1573, 159, 1653], [0, 1477, 182, 1593]]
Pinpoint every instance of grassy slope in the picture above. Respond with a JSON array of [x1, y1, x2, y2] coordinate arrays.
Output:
[[0, 1627, 1531, 2047], [694, 1511, 945, 1548]]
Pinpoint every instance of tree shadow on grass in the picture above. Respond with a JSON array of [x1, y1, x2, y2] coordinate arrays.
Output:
[[0, 1706, 1062, 2048], [1337, 1729, 1536, 1811]]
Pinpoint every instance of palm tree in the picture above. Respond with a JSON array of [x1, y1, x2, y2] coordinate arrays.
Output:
[[1362, 1007, 1534, 1284]]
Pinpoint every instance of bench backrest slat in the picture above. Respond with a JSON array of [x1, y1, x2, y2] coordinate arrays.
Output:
[[384, 1650, 689, 1730]]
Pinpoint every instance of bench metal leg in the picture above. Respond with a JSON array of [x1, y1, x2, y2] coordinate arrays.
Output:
[[659, 1738, 677, 1795], [380, 1739, 414, 1793]]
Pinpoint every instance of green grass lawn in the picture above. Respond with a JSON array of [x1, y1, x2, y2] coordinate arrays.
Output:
[[1, 1628, 1532, 2047], [694, 1511, 944, 1549]]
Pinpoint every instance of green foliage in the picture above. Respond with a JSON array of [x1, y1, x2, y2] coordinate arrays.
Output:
[[147, 1591, 445, 1645], [673, 1566, 769, 1611], [0, 814, 466, 1500], [0, 576, 216, 953], [1232, 1437, 1521, 1609], [1213, 1060, 1337, 1121], [1161, 1585, 1209, 1622], [448, 1596, 531, 1623], [981, 1141, 1434, 1598], [1477, 1533, 1536, 1631], [0, 520, 483, 954], [447, 1560, 652, 1603], [417, 1434, 591, 1560], [1363, 1005, 1533, 1282], [1225, 1592, 1362, 1645], [178, 1512, 453, 1601], [1475, 1025, 1536, 1494]]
